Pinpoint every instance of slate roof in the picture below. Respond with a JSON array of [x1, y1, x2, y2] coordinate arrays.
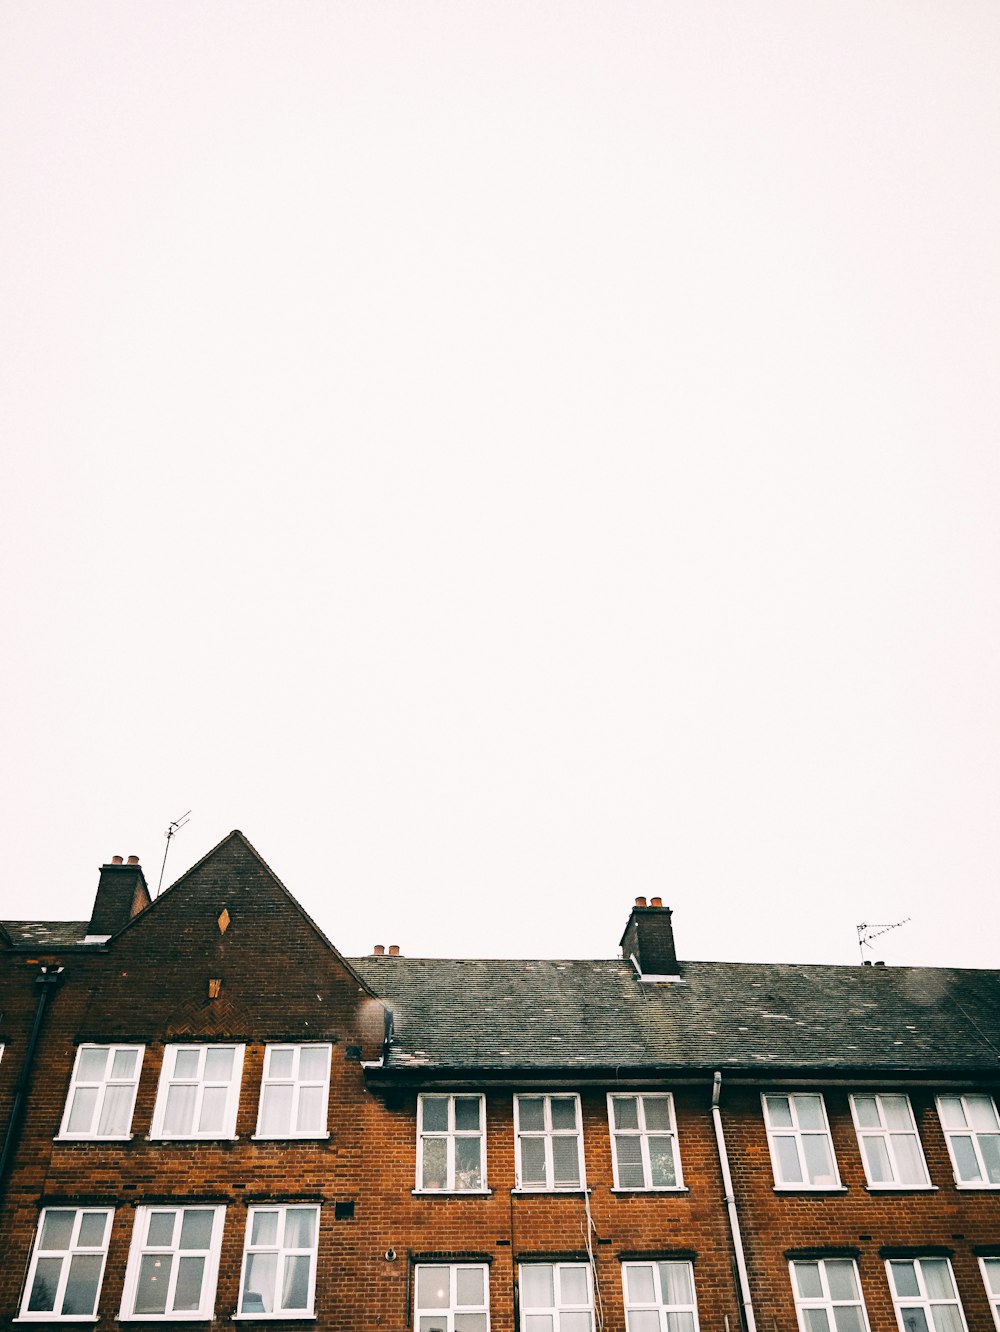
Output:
[[2, 920, 91, 947], [351, 956, 1000, 1079]]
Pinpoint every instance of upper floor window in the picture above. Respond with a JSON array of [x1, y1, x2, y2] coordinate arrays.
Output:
[[850, 1094, 930, 1188], [608, 1094, 682, 1190], [762, 1094, 840, 1189], [415, 1263, 490, 1332], [238, 1205, 320, 1318], [120, 1205, 224, 1320], [255, 1045, 331, 1139], [790, 1258, 870, 1332], [515, 1094, 585, 1190], [520, 1262, 593, 1332], [151, 1044, 244, 1139], [886, 1257, 969, 1332], [59, 1044, 143, 1140], [20, 1207, 113, 1321], [980, 1258, 1000, 1332], [622, 1260, 699, 1332], [936, 1094, 1000, 1187], [417, 1094, 487, 1191]]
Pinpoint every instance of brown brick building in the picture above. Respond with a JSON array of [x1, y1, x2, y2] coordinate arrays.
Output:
[[1, 830, 998, 1332]]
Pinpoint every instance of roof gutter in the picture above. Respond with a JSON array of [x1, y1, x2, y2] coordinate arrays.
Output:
[[0, 965, 64, 1196], [712, 1070, 757, 1332]]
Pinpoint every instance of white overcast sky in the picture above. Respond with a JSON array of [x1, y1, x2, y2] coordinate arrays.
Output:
[[2, 2, 998, 969]]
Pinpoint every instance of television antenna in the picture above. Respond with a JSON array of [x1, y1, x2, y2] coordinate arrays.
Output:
[[857, 917, 910, 963], [157, 811, 191, 896]]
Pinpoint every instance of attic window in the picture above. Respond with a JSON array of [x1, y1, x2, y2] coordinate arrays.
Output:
[[217, 908, 231, 935]]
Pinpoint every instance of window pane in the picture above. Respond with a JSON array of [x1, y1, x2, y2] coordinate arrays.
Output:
[[891, 1264, 920, 1298], [643, 1098, 671, 1132], [882, 1096, 913, 1131], [163, 1082, 196, 1134], [526, 1317, 554, 1332], [40, 1211, 75, 1250], [98, 1082, 133, 1135], [802, 1134, 835, 1185], [804, 1309, 832, 1332], [522, 1266, 554, 1307], [794, 1264, 823, 1299], [455, 1097, 481, 1131], [832, 1306, 864, 1332], [457, 1267, 485, 1305], [615, 1136, 645, 1189], [173, 1255, 206, 1311], [173, 1048, 201, 1078], [281, 1253, 311, 1309], [422, 1137, 448, 1189], [298, 1047, 328, 1080], [134, 1253, 172, 1314], [456, 1315, 488, 1332], [77, 1212, 108, 1247], [244, 1252, 277, 1314], [521, 1137, 547, 1185], [418, 1268, 451, 1308], [613, 1097, 640, 1130], [649, 1137, 677, 1187], [863, 1137, 893, 1183], [297, 1084, 324, 1133], [552, 1135, 581, 1187], [796, 1097, 825, 1130], [666, 1313, 695, 1332], [284, 1208, 316, 1249], [921, 1262, 955, 1301], [853, 1097, 881, 1129], [930, 1307, 963, 1332], [950, 1135, 982, 1181], [967, 1097, 1000, 1132], [111, 1048, 138, 1079], [251, 1210, 279, 1246], [421, 1318, 448, 1332], [550, 1098, 578, 1130], [775, 1135, 803, 1182], [519, 1098, 545, 1132], [980, 1135, 1000, 1183], [899, 1309, 930, 1332], [28, 1258, 62, 1312], [560, 1267, 589, 1305], [627, 1314, 659, 1332], [146, 1211, 175, 1246], [766, 1096, 793, 1127], [455, 1136, 483, 1189], [78, 1048, 109, 1080], [625, 1265, 656, 1303], [826, 1263, 859, 1302], [204, 1047, 234, 1080], [892, 1135, 928, 1185], [198, 1084, 227, 1133], [983, 1259, 1000, 1295], [659, 1263, 693, 1305], [561, 1312, 592, 1332], [422, 1098, 449, 1132], [268, 1047, 294, 1079], [938, 1097, 967, 1128], [260, 1083, 293, 1135], [180, 1209, 214, 1250], [66, 1086, 98, 1133]]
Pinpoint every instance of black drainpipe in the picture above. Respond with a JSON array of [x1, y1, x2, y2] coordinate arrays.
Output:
[[0, 965, 64, 1193]]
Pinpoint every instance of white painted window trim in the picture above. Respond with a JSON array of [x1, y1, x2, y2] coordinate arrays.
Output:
[[514, 1094, 587, 1191], [849, 1093, 931, 1188], [150, 1044, 245, 1140], [253, 1044, 332, 1140], [18, 1207, 113, 1321], [935, 1094, 1000, 1188], [57, 1044, 144, 1141], [414, 1262, 491, 1332], [761, 1093, 842, 1190], [416, 1094, 488, 1193], [789, 1258, 871, 1332], [885, 1257, 970, 1332], [519, 1263, 594, 1332], [119, 1205, 225, 1321], [979, 1257, 1000, 1332], [234, 1204, 321, 1319], [621, 1259, 700, 1332], [607, 1093, 684, 1191]]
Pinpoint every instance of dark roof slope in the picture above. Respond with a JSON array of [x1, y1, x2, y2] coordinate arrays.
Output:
[[2, 920, 91, 947], [351, 957, 1000, 1077]]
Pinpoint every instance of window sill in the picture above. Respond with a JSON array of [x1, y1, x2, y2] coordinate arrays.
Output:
[[610, 1187, 689, 1194], [412, 1189, 493, 1196], [14, 1319, 99, 1324], [251, 1134, 330, 1142], [953, 1182, 1000, 1190], [231, 1316, 317, 1322], [864, 1184, 938, 1192], [54, 1134, 134, 1143], [119, 1317, 214, 1322], [511, 1187, 591, 1196], [146, 1135, 239, 1143], [773, 1186, 848, 1194]]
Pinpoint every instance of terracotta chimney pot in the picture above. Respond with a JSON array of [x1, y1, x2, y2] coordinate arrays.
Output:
[[373, 944, 385, 956], [388, 944, 401, 956]]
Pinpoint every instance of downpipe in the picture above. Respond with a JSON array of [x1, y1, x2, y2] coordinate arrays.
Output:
[[712, 1070, 757, 1332], [0, 965, 64, 1193]]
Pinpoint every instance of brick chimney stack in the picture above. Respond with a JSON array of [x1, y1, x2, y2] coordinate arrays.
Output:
[[619, 897, 678, 977], [87, 855, 152, 939]]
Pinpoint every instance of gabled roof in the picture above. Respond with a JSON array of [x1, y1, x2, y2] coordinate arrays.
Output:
[[351, 956, 1000, 1078]]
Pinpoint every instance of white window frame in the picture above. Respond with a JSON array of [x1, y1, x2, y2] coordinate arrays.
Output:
[[119, 1205, 225, 1321], [621, 1259, 700, 1332], [885, 1257, 970, 1332], [150, 1044, 244, 1140], [979, 1257, 1000, 1332], [514, 1094, 586, 1191], [935, 1094, 1000, 1188], [58, 1044, 144, 1141], [416, 1094, 488, 1193], [254, 1044, 331, 1140], [607, 1094, 683, 1191], [519, 1262, 594, 1332], [849, 1094, 931, 1188], [789, 1258, 871, 1332], [762, 1093, 842, 1189], [235, 1204, 321, 1319], [414, 1263, 491, 1332], [19, 1207, 113, 1321]]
